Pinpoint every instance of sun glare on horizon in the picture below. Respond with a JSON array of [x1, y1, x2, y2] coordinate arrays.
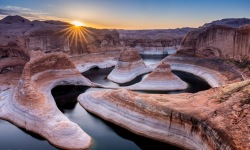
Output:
[[71, 21, 85, 27]]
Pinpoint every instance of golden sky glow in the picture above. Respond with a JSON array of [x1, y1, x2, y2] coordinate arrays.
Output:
[[71, 21, 85, 27], [0, 0, 250, 29]]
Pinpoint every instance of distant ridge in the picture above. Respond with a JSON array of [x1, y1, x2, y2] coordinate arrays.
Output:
[[0, 15, 31, 24], [202, 18, 250, 28]]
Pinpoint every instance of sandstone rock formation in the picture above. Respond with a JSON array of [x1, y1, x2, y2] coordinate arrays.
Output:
[[78, 80, 250, 150], [0, 51, 94, 149], [178, 24, 250, 61], [118, 28, 193, 54], [0, 42, 29, 73], [0, 16, 194, 57], [127, 62, 188, 91], [164, 55, 246, 87], [71, 51, 120, 73], [107, 48, 151, 83], [0, 15, 123, 55]]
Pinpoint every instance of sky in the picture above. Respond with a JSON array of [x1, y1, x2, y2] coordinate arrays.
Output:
[[0, 0, 249, 29]]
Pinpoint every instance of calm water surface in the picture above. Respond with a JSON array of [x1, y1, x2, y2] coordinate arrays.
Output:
[[0, 55, 210, 150]]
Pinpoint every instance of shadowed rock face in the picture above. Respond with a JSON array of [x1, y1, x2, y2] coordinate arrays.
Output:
[[178, 25, 250, 61], [107, 48, 151, 83], [202, 18, 250, 28]]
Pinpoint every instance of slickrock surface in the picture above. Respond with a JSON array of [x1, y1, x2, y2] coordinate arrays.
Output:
[[164, 55, 246, 87], [107, 48, 151, 83], [127, 62, 188, 91], [178, 24, 250, 61], [71, 51, 120, 72], [0, 52, 93, 150], [78, 80, 250, 150]]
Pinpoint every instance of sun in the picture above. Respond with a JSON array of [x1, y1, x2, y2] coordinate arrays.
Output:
[[71, 21, 85, 27]]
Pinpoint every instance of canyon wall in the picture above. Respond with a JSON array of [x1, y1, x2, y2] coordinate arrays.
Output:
[[118, 28, 193, 54], [0, 16, 123, 55], [178, 25, 250, 61]]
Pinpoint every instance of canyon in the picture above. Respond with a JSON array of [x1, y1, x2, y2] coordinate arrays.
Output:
[[0, 15, 250, 150]]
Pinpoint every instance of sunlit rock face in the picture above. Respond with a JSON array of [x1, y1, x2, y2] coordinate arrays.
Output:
[[0, 51, 93, 150], [107, 48, 151, 83], [127, 62, 188, 91], [178, 24, 250, 61], [78, 80, 250, 150]]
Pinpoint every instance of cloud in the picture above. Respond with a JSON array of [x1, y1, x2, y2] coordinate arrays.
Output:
[[0, 5, 69, 22]]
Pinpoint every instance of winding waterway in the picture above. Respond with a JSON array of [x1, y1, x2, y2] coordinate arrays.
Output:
[[0, 55, 210, 149]]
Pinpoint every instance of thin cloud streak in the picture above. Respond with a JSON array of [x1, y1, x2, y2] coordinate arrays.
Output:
[[0, 5, 69, 22]]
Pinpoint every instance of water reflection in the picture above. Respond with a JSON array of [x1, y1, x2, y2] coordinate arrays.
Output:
[[52, 86, 182, 150]]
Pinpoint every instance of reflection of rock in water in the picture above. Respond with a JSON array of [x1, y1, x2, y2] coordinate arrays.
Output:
[[52, 85, 183, 150], [52, 85, 89, 112]]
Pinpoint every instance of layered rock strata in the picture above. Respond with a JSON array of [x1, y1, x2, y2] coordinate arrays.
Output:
[[178, 24, 250, 61], [0, 42, 29, 73], [118, 28, 193, 53], [0, 52, 93, 149], [71, 51, 121, 73], [107, 49, 151, 83], [127, 62, 188, 91], [0, 15, 123, 55], [78, 80, 250, 150], [164, 55, 246, 87]]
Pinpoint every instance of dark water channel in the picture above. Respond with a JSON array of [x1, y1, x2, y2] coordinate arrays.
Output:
[[0, 54, 210, 150]]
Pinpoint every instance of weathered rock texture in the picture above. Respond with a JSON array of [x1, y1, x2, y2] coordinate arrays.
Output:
[[71, 51, 120, 73], [127, 62, 188, 91], [107, 48, 151, 83], [0, 42, 29, 73], [78, 80, 250, 150], [178, 25, 250, 61], [164, 55, 246, 87], [0, 16, 194, 57], [118, 28, 193, 54], [0, 51, 93, 149], [0, 15, 123, 55]]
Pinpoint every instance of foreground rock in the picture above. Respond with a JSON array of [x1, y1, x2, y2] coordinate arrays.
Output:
[[78, 80, 250, 150], [0, 52, 93, 149], [127, 62, 188, 91], [107, 48, 151, 83]]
